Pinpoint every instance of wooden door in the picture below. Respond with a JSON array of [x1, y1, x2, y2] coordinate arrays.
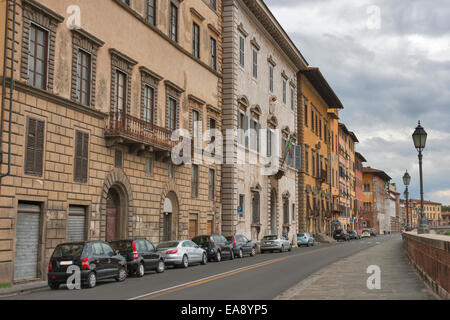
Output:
[[189, 219, 198, 239]]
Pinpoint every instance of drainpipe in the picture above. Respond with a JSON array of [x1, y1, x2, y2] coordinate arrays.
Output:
[[0, 0, 16, 188]]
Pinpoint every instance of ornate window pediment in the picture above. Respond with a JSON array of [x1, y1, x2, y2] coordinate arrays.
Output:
[[238, 95, 250, 111], [250, 105, 262, 119], [267, 115, 278, 129]]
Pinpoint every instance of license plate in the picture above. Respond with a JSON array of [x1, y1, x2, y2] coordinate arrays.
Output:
[[59, 261, 73, 266], [265, 242, 272, 245]]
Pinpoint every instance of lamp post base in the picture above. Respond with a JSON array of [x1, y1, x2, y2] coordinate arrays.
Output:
[[418, 224, 429, 234]]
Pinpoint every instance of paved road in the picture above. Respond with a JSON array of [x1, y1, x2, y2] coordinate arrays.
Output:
[[2, 235, 398, 300]]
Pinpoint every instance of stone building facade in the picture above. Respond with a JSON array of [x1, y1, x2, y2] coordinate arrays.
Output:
[[0, 0, 222, 285], [221, 0, 306, 243], [298, 68, 343, 236]]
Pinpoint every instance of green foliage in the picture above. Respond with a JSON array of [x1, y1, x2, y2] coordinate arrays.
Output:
[[444, 232, 450, 236], [0, 284, 11, 289], [442, 205, 450, 212]]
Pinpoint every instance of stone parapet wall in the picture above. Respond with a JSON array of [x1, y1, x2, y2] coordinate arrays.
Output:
[[404, 232, 449, 300]]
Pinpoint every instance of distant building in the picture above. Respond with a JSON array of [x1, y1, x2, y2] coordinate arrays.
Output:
[[362, 167, 392, 234], [409, 200, 442, 227]]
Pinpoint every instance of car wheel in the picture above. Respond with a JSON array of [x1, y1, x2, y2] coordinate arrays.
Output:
[[136, 263, 145, 278], [215, 251, 221, 262], [307, 242, 310, 247], [250, 247, 256, 257], [201, 253, 207, 265], [86, 272, 97, 289], [238, 249, 243, 259], [49, 282, 60, 290], [156, 260, 165, 273], [288, 245, 292, 252], [115, 266, 127, 282], [182, 255, 189, 268], [230, 250, 235, 260]]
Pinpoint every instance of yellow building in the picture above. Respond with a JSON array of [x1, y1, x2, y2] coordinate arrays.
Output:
[[410, 200, 442, 227], [337, 124, 358, 231], [328, 109, 340, 225], [298, 67, 343, 236]]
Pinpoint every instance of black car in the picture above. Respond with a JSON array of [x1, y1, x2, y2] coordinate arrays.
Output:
[[333, 230, 350, 242], [110, 239, 165, 277], [192, 234, 234, 262], [226, 234, 257, 258], [48, 241, 127, 289]]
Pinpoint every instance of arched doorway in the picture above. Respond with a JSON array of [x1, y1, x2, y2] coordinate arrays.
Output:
[[162, 191, 179, 241], [106, 188, 122, 242], [270, 190, 277, 235]]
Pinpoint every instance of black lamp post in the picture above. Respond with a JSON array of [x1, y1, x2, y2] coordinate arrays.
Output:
[[403, 171, 411, 230], [412, 121, 429, 234]]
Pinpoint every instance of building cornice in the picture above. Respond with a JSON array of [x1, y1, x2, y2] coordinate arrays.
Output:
[[241, 0, 308, 70], [5, 78, 107, 120]]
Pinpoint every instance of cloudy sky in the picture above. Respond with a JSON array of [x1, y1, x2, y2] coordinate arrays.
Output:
[[265, 0, 450, 205]]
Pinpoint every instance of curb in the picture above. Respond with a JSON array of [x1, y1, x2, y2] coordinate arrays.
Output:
[[0, 282, 48, 298]]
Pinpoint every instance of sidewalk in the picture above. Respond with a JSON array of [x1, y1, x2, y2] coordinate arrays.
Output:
[[0, 281, 47, 298], [276, 238, 439, 300]]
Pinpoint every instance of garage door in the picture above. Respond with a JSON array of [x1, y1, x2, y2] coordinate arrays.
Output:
[[68, 206, 86, 242], [14, 203, 41, 282]]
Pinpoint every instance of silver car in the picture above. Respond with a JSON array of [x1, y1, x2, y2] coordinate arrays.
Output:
[[260, 235, 292, 253], [156, 240, 207, 268]]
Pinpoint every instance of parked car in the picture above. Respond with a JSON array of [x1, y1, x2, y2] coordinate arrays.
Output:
[[48, 241, 127, 289], [348, 231, 360, 240], [370, 230, 377, 237], [297, 233, 315, 247], [361, 231, 371, 239], [156, 240, 207, 268], [333, 230, 350, 242], [192, 234, 234, 262], [109, 239, 165, 277], [260, 235, 292, 253], [226, 234, 257, 258]]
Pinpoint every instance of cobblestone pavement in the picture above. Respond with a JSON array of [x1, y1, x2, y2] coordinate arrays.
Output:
[[275, 237, 438, 300]]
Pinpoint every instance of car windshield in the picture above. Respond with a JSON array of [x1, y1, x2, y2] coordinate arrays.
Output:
[[110, 241, 132, 250], [263, 236, 278, 240], [53, 244, 85, 259], [298, 233, 306, 237], [157, 241, 179, 249]]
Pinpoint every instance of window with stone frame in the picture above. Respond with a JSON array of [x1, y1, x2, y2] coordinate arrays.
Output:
[[140, 67, 162, 126], [21, 0, 64, 92], [210, 37, 217, 70], [147, 0, 156, 26], [110, 49, 137, 117], [71, 28, 104, 107], [165, 81, 184, 131], [25, 116, 45, 176], [74, 130, 89, 183], [169, 2, 179, 42], [192, 164, 199, 198]]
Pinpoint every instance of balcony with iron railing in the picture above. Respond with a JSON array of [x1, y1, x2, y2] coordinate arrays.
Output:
[[105, 111, 177, 155]]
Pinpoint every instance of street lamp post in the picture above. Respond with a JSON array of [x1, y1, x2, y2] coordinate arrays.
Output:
[[412, 121, 429, 234], [403, 171, 411, 230]]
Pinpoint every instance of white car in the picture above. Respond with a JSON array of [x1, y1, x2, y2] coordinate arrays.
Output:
[[361, 231, 371, 239], [260, 235, 292, 253]]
